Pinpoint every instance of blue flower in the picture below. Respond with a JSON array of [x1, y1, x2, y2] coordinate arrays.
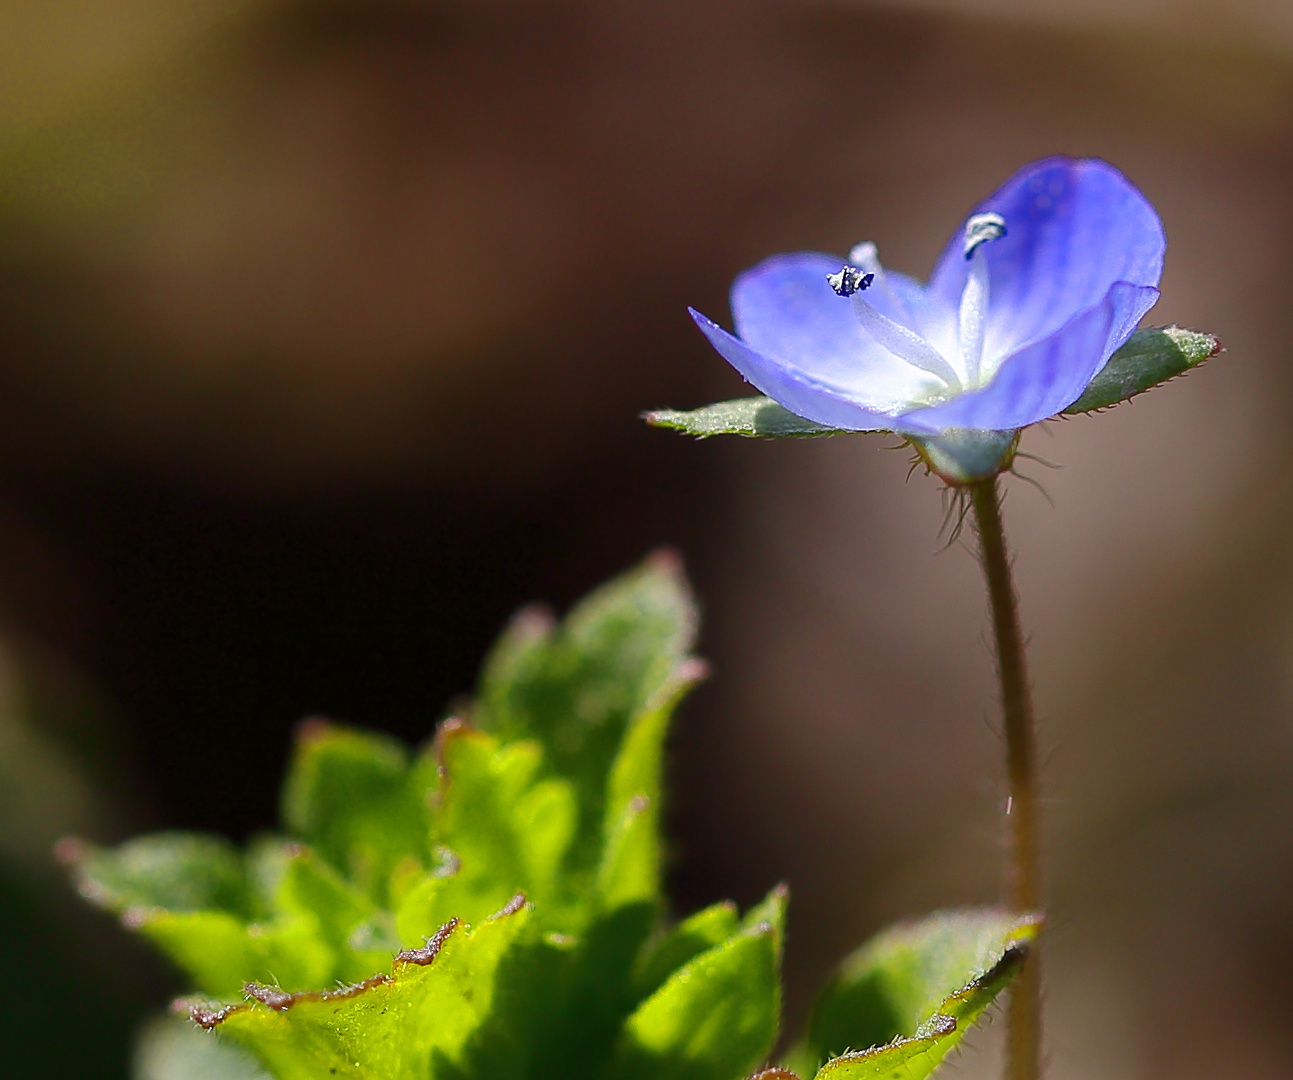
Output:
[[689, 157, 1165, 478]]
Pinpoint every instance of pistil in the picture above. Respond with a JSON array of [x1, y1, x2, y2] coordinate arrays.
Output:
[[828, 260, 962, 390], [849, 241, 914, 326]]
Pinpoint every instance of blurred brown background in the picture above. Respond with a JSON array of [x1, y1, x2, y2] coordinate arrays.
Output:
[[2, 1, 1291, 1078]]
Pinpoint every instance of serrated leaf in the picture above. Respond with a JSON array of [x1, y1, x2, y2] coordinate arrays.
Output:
[[396, 724, 579, 941], [645, 398, 848, 438], [450, 903, 658, 1080], [137, 910, 262, 999], [206, 905, 532, 1080], [474, 554, 698, 873], [244, 835, 296, 921], [808, 955, 1019, 1080], [72, 831, 353, 999], [138, 909, 334, 998], [788, 909, 1039, 1080], [64, 832, 248, 916], [1064, 326, 1220, 413], [596, 662, 705, 914], [280, 722, 431, 902], [82, 557, 805, 1080], [633, 901, 741, 999], [275, 847, 391, 981], [608, 888, 785, 1080]]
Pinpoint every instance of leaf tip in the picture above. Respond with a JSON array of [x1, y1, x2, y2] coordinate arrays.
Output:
[[294, 715, 335, 746], [914, 1013, 957, 1038], [244, 983, 298, 1012], [1003, 910, 1044, 949], [434, 716, 478, 765], [489, 892, 529, 920], [177, 996, 247, 1030], [510, 603, 557, 639], [53, 835, 87, 867], [393, 917, 461, 968], [644, 545, 686, 580], [675, 657, 711, 685], [121, 905, 157, 930]]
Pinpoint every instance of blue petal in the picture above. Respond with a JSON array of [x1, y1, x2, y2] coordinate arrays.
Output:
[[899, 282, 1160, 432], [928, 158, 1165, 359], [689, 310, 940, 433], [730, 252, 893, 372], [721, 252, 949, 414]]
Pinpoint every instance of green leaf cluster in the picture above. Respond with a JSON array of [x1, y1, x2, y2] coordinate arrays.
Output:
[[644, 325, 1220, 438], [65, 555, 1034, 1080]]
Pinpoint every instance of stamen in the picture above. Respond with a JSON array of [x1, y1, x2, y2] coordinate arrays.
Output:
[[959, 248, 990, 385], [826, 265, 873, 297], [963, 212, 1006, 259], [958, 213, 1005, 385], [848, 241, 914, 324], [850, 292, 962, 390]]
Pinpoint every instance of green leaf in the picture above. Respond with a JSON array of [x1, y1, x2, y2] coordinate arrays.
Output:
[[136, 910, 261, 999], [644, 398, 848, 439], [739, 884, 788, 937], [204, 905, 533, 1080], [137, 909, 335, 998], [280, 721, 432, 903], [80, 558, 820, 1080], [1064, 326, 1220, 413], [608, 887, 786, 1080], [77, 832, 359, 998], [474, 553, 698, 873], [244, 835, 296, 920], [788, 909, 1039, 1080], [396, 724, 579, 941], [633, 901, 741, 999], [596, 661, 706, 914], [454, 904, 659, 1080], [62, 832, 248, 916], [275, 846, 393, 981]]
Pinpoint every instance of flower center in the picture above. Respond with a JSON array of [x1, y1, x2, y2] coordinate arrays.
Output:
[[828, 253, 963, 392], [827, 214, 1008, 402]]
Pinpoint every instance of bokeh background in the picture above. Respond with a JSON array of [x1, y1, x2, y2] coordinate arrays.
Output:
[[3, 1, 1293, 1078]]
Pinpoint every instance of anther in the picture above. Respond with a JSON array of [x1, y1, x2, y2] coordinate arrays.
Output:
[[963, 212, 1007, 259], [826, 265, 874, 297]]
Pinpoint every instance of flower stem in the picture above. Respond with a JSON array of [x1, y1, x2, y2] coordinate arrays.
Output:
[[969, 476, 1042, 1080]]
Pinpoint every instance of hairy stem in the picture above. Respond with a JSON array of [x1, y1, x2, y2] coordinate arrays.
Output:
[[969, 476, 1042, 1080]]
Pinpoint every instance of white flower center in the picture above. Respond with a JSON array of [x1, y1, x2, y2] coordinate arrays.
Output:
[[832, 214, 1008, 405], [832, 245, 962, 392]]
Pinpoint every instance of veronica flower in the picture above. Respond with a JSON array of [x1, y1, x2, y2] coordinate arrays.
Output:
[[688, 157, 1166, 481]]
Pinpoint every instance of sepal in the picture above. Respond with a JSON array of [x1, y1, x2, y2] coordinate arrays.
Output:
[[644, 398, 850, 438], [782, 908, 1040, 1080], [1064, 326, 1220, 413]]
